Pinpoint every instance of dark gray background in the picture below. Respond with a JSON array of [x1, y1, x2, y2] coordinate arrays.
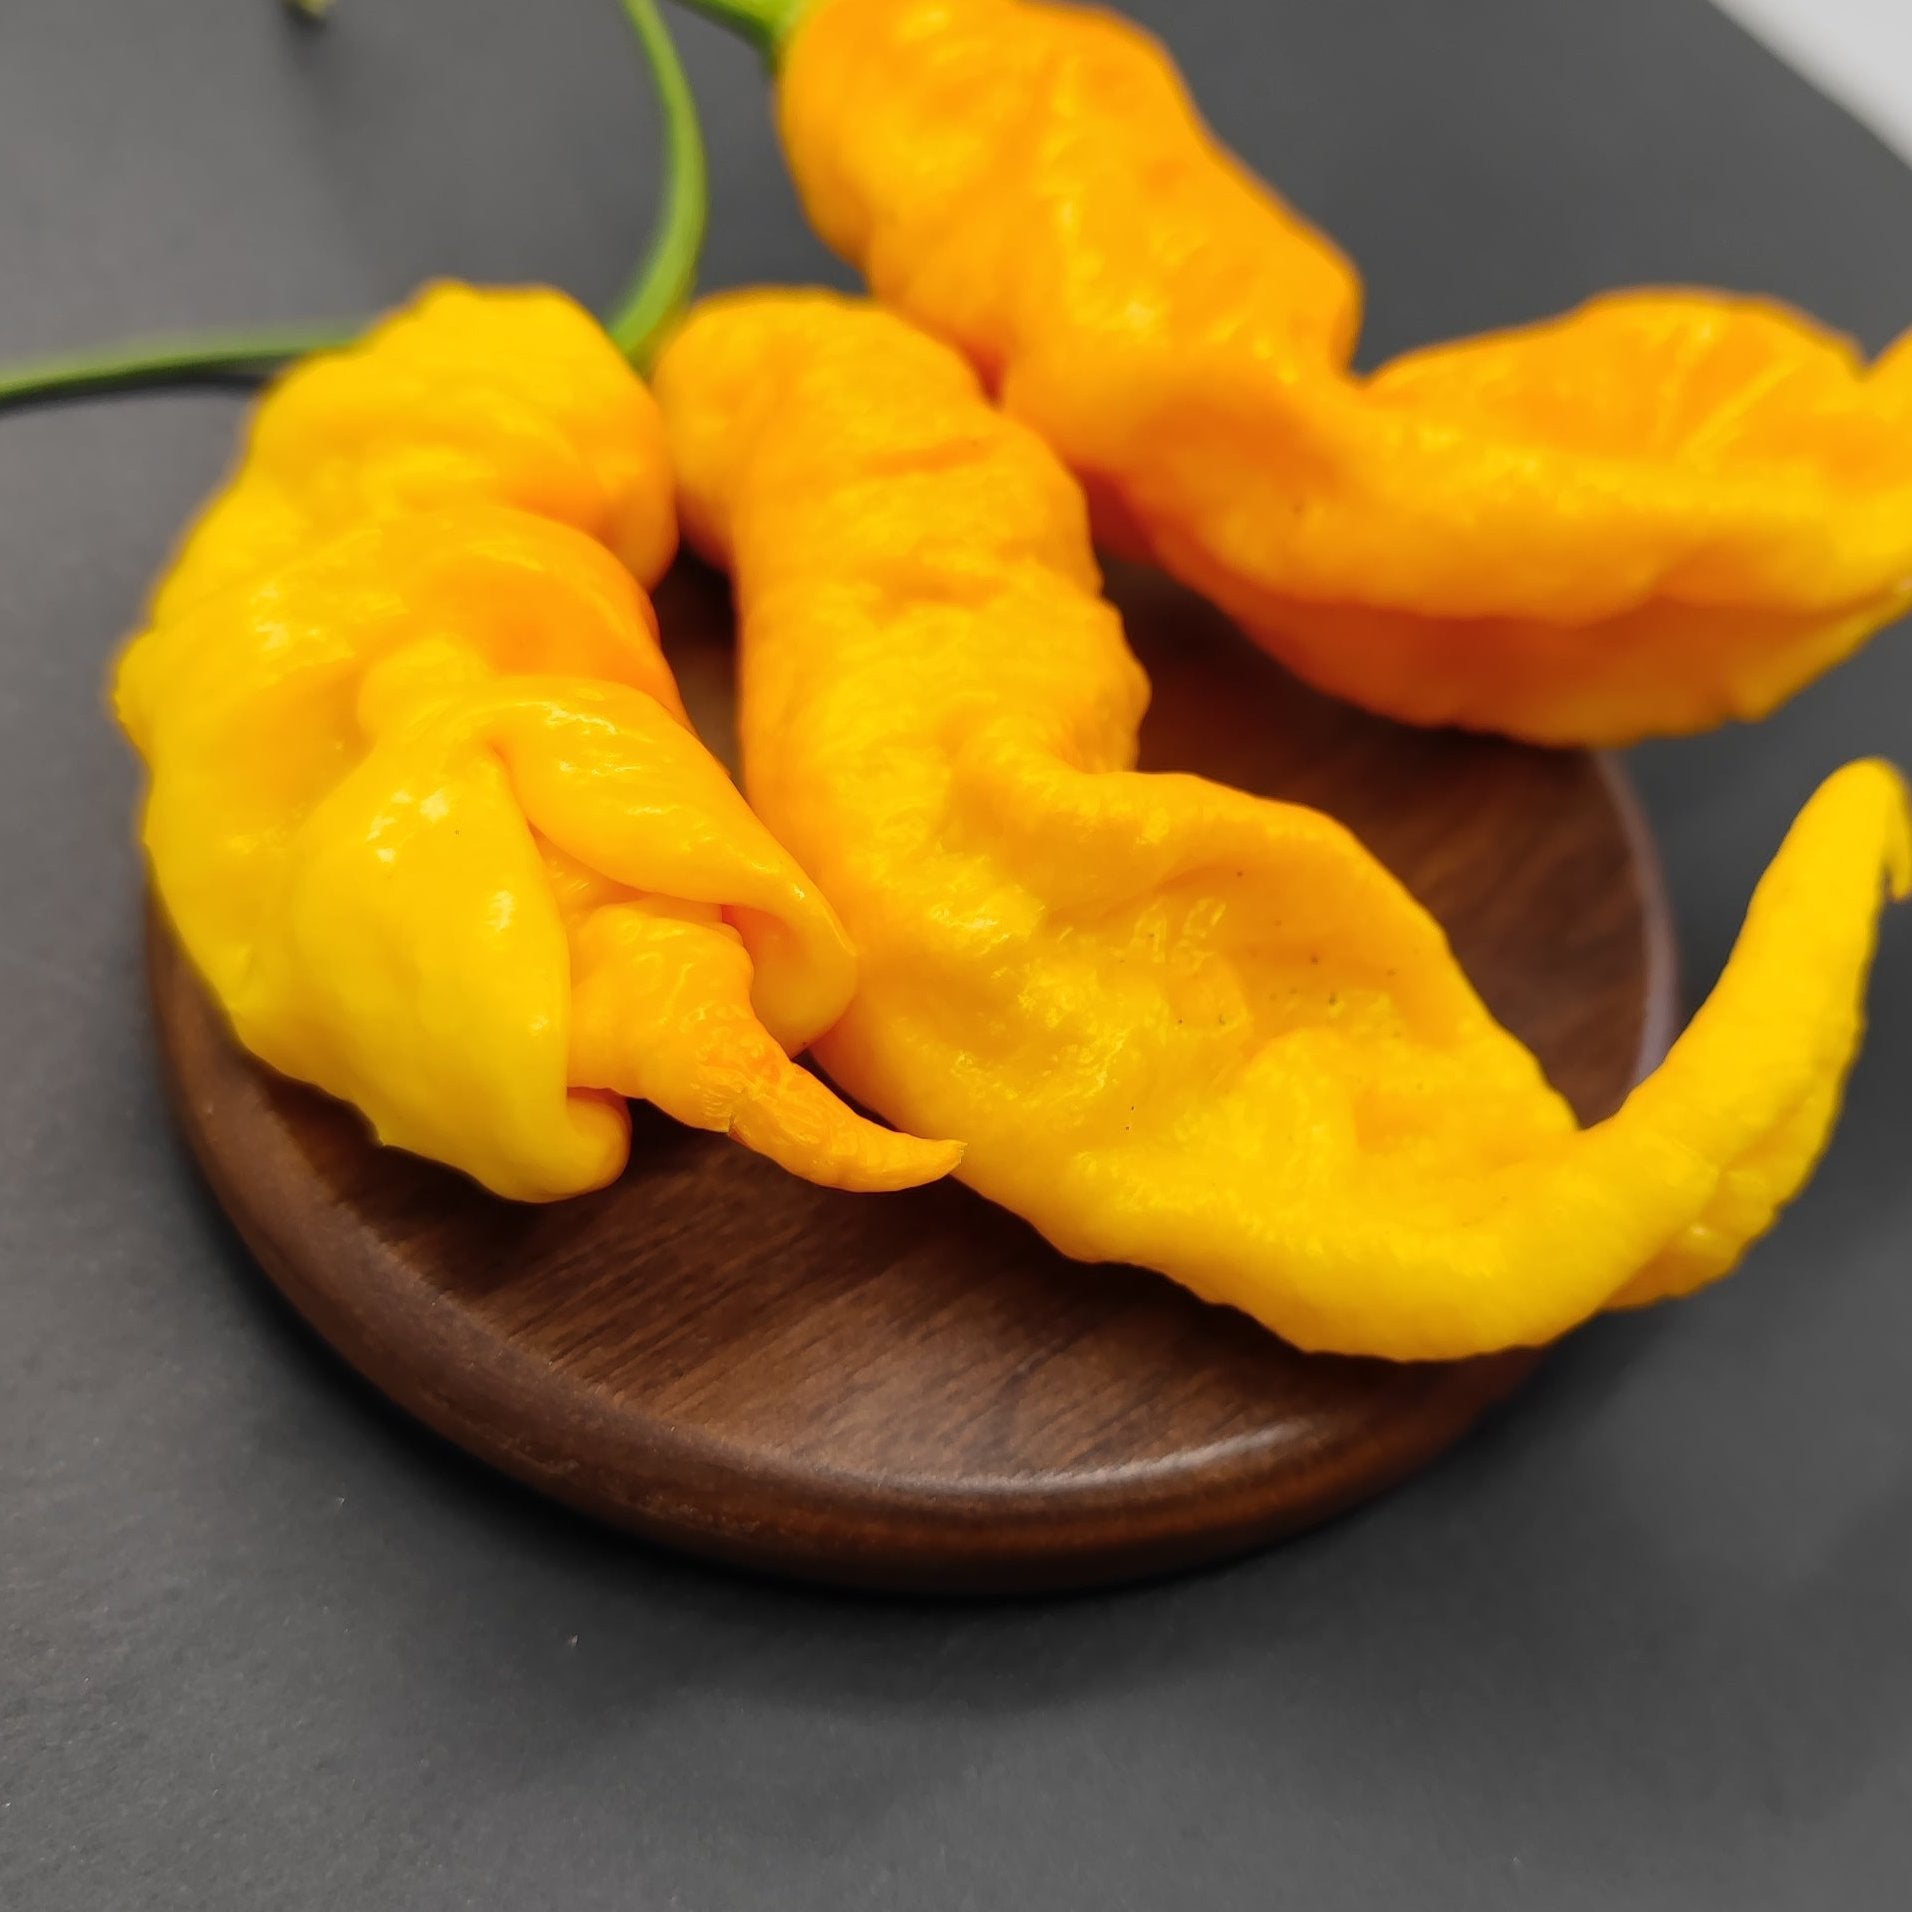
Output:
[[3, 1, 1909, 1905]]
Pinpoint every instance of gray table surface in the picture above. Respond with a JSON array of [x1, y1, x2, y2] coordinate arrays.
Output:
[[4, 2, 1910, 1906]]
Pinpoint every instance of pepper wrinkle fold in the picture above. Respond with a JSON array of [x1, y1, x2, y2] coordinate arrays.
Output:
[[777, 0, 1912, 743], [655, 290, 1907, 1359], [116, 283, 958, 1200]]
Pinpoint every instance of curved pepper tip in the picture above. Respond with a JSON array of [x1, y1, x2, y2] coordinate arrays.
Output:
[[730, 1068, 966, 1192], [565, 895, 962, 1196], [1590, 754, 1909, 1321], [1797, 756, 1912, 902], [1867, 760, 1912, 902]]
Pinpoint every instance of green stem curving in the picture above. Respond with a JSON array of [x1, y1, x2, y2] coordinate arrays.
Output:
[[607, 0, 709, 363], [0, 0, 707, 414], [665, 0, 810, 65], [0, 323, 353, 413]]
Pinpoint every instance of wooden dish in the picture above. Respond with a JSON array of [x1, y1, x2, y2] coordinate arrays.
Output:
[[148, 561, 1677, 1594]]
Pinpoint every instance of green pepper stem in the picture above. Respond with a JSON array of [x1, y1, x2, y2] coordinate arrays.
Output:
[[665, 0, 809, 65], [0, 0, 707, 414], [607, 0, 709, 363], [0, 323, 354, 413]]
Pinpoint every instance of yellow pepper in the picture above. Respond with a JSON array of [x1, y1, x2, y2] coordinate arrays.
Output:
[[116, 283, 959, 1201], [153, 283, 680, 617], [654, 289, 1908, 1359], [768, 0, 1912, 744]]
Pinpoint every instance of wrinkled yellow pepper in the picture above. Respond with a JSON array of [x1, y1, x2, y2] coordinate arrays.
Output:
[[116, 283, 959, 1200], [777, 0, 1912, 743], [153, 282, 680, 618], [655, 290, 1908, 1359]]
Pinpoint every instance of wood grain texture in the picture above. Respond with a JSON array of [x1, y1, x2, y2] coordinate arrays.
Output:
[[148, 560, 1678, 1594]]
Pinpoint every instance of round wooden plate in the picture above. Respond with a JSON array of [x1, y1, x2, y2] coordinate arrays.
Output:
[[149, 562, 1677, 1594]]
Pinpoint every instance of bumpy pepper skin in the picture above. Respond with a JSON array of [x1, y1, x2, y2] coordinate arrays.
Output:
[[778, 0, 1912, 744], [655, 291, 1908, 1359], [116, 284, 958, 1201], [154, 284, 680, 615]]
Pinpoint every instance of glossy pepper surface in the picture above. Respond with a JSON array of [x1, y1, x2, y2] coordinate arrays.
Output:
[[655, 290, 1908, 1359], [774, 0, 1912, 744], [116, 284, 959, 1201]]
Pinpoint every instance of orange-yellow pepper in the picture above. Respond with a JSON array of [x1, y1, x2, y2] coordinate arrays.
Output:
[[115, 283, 959, 1201], [773, 0, 1912, 744], [654, 290, 1908, 1359]]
